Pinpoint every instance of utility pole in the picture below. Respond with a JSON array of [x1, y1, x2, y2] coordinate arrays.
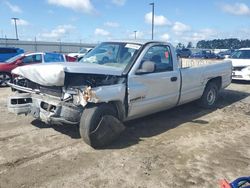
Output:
[[34, 36, 37, 51], [11, 17, 19, 40], [149, 2, 154, 40], [134, 31, 137, 40]]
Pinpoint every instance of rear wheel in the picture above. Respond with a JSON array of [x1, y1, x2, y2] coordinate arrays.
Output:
[[0, 72, 12, 87], [79, 103, 124, 148], [198, 82, 219, 108]]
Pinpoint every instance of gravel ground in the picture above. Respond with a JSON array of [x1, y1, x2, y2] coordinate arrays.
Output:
[[0, 81, 249, 188]]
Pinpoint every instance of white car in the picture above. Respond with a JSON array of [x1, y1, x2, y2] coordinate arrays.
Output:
[[68, 47, 92, 59], [80, 45, 116, 64], [227, 48, 250, 81]]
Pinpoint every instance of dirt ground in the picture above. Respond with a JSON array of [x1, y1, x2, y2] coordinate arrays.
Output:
[[0, 81, 249, 188]]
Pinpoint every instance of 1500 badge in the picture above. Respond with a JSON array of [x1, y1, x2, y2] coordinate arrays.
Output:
[[130, 96, 146, 103]]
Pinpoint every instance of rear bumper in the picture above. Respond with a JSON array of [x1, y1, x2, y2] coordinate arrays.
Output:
[[232, 70, 250, 81], [8, 92, 82, 125]]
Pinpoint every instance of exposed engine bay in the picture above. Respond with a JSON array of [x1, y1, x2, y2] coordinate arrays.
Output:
[[8, 73, 126, 125], [13, 73, 125, 97]]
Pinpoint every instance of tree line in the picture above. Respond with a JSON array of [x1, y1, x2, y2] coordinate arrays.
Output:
[[176, 38, 250, 49], [196, 38, 250, 49]]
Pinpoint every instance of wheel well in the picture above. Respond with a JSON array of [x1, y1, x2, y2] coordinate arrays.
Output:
[[86, 101, 125, 121], [207, 77, 222, 90], [108, 101, 126, 121]]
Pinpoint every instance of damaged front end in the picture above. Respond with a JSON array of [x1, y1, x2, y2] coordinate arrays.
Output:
[[8, 73, 126, 125]]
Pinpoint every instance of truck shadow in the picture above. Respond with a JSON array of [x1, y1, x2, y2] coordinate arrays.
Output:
[[31, 120, 81, 139], [30, 89, 249, 148], [107, 89, 250, 149]]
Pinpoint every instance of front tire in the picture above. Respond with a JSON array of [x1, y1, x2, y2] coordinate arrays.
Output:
[[79, 103, 124, 148], [198, 82, 219, 108]]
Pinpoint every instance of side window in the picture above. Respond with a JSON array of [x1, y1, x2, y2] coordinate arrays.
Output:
[[23, 54, 42, 64], [241, 50, 250, 59], [141, 45, 173, 72], [44, 53, 64, 62]]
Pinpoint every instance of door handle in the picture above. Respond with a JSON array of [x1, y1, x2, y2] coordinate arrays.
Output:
[[171, 77, 178, 82]]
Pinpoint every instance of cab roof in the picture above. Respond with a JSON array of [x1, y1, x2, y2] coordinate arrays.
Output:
[[104, 39, 169, 45]]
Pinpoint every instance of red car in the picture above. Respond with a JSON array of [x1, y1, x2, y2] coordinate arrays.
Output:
[[0, 52, 76, 86]]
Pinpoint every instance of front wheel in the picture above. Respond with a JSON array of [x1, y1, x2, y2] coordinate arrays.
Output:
[[79, 103, 125, 148], [0, 72, 12, 87], [198, 82, 219, 109]]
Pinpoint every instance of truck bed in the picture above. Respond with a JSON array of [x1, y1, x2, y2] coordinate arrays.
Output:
[[177, 58, 232, 105], [180, 58, 229, 68]]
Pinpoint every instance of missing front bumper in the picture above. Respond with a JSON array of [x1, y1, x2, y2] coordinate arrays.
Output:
[[8, 93, 82, 125]]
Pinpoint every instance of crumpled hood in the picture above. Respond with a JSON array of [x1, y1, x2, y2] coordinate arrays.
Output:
[[12, 62, 123, 86]]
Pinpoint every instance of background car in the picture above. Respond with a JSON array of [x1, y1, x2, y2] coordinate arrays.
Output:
[[217, 49, 235, 59], [176, 48, 192, 58], [0, 47, 24, 62], [190, 50, 221, 59], [227, 48, 250, 81], [81, 45, 116, 64], [76, 48, 93, 61], [0, 52, 76, 86], [68, 47, 93, 59]]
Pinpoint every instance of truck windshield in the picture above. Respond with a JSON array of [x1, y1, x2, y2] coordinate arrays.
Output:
[[79, 42, 141, 70]]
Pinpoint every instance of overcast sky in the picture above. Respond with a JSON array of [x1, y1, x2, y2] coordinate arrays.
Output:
[[1, 0, 250, 45]]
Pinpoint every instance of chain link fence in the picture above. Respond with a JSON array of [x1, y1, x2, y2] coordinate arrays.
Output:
[[0, 38, 96, 53]]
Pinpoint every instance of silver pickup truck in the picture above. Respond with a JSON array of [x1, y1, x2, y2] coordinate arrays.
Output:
[[8, 40, 232, 148]]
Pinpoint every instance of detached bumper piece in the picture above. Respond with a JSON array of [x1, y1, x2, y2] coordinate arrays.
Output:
[[8, 93, 32, 115], [8, 93, 82, 125]]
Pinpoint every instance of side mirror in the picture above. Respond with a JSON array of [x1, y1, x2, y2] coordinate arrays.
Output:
[[136, 60, 155, 75], [15, 59, 22, 65]]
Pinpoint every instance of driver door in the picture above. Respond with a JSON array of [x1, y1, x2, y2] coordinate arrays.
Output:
[[127, 44, 181, 120]]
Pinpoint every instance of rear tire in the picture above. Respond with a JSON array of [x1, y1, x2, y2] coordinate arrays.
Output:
[[198, 82, 219, 109], [79, 103, 121, 148]]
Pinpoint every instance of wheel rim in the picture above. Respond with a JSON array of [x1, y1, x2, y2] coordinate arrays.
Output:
[[0, 73, 11, 86], [207, 88, 216, 105]]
